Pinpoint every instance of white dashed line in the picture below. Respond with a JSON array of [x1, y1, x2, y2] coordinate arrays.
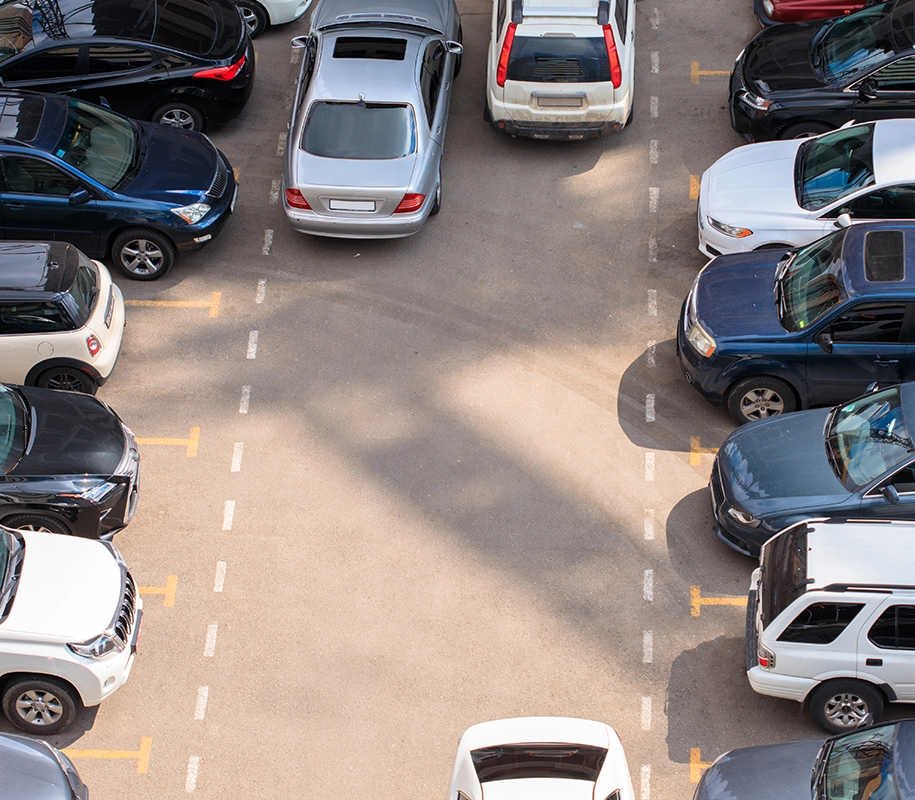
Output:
[[645, 394, 655, 422], [231, 442, 244, 473], [255, 278, 267, 304], [643, 631, 653, 663], [247, 331, 259, 359], [641, 764, 651, 800], [646, 340, 657, 367], [648, 187, 659, 213], [290, 46, 300, 63], [269, 180, 280, 205], [222, 500, 235, 531], [650, 51, 659, 73], [649, 140, 659, 164], [644, 508, 655, 540], [262, 229, 274, 255], [643, 569, 654, 601], [650, 95, 659, 118], [644, 452, 655, 482], [647, 289, 657, 315], [204, 624, 218, 658], [641, 696, 652, 730], [650, 7, 659, 28], [648, 235, 657, 263], [194, 687, 209, 720], [239, 385, 251, 414], [276, 132, 287, 156], [214, 562, 226, 593], [186, 756, 200, 792]]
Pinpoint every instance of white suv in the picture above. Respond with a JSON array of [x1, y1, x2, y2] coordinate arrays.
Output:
[[747, 518, 915, 735], [485, 0, 635, 139], [0, 526, 142, 734], [235, 0, 313, 38]]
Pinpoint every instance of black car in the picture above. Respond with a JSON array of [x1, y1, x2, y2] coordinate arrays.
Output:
[[694, 720, 913, 800], [0, 732, 89, 800], [0, 383, 139, 538], [679, 221, 915, 425], [0, 91, 237, 280], [730, 0, 915, 141], [0, 0, 255, 131], [711, 382, 915, 556]]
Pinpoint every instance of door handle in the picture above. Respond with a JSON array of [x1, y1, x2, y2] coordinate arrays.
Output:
[[866, 658, 883, 666], [6, 203, 24, 210], [875, 359, 900, 366]]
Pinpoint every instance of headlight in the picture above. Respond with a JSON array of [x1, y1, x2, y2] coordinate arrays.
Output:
[[727, 505, 760, 527], [170, 202, 211, 224], [707, 217, 753, 238], [686, 320, 717, 357], [81, 480, 120, 503], [739, 90, 772, 112], [68, 632, 125, 659]]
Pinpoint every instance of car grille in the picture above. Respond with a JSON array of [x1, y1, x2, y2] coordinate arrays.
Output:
[[709, 456, 725, 515], [207, 157, 228, 199], [114, 571, 138, 646]]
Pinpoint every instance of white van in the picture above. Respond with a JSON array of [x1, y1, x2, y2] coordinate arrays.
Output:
[[747, 518, 915, 734]]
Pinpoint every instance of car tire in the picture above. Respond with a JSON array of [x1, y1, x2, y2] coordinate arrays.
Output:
[[2, 676, 79, 735], [1, 512, 73, 535], [236, 0, 268, 38], [809, 680, 884, 735], [483, 100, 493, 124], [111, 228, 176, 281], [430, 177, 442, 215], [36, 366, 97, 394], [726, 376, 797, 424], [151, 102, 205, 131], [779, 121, 831, 140]]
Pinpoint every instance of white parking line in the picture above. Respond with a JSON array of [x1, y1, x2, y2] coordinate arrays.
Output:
[[239, 385, 251, 414], [194, 687, 209, 720], [649, 140, 659, 164], [247, 331, 259, 359], [650, 96, 659, 118], [646, 340, 656, 367], [269, 180, 280, 206], [647, 289, 657, 316], [255, 279, 267, 304], [641, 764, 651, 800], [290, 47, 300, 64], [204, 624, 218, 658], [645, 394, 655, 422], [650, 7, 659, 28], [650, 52, 659, 73], [643, 569, 654, 601], [648, 187, 659, 213], [213, 562, 226, 593], [186, 756, 200, 792], [231, 443, 244, 473], [648, 236, 657, 263], [222, 500, 235, 531], [643, 631, 653, 663], [276, 132, 287, 156], [262, 230, 274, 255], [641, 696, 652, 730], [644, 508, 655, 540], [644, 452, 655, 482]]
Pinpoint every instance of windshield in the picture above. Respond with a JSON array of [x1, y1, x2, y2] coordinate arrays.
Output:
[[56, 100, 139, 190], [819, 5, 895, 84], [822, 724, 900, 800], [302, 102, 416, 159], [470, 745, 607, 783], [826, 387, 914, 490], [0, 385, 25, 474], [65, 255, 100, 326], [796, 124, 876, 211], [760, 523, 808, 630], [778, 230, 847, 331]]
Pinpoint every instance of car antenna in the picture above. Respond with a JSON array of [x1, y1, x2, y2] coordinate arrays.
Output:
[[358, 93, 365, 106]]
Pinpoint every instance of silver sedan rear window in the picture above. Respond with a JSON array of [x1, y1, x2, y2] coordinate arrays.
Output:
[[302, 102, 416, 159]]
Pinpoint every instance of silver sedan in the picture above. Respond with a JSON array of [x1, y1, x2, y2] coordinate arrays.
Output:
[[283, 0, 462, 238]]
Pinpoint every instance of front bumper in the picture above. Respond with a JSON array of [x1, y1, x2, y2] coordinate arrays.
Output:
[[709, 457, 772, 557], [170, 158, 237, 253], [676, 302, 728, 406]]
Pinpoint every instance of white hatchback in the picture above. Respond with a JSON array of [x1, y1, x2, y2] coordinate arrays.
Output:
[[698, 119, 915, 257], [0, 241, 125, 394]]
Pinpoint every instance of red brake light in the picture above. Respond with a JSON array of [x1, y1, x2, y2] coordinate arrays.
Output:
[[285, 188, 311, 209], [758, 656, 769, 667], [394, 193, 425, 213], [86, 334, 101, 356], [496, 22, 517, 88], [194, 54, 246, 81], [602, 24, 622, 89]]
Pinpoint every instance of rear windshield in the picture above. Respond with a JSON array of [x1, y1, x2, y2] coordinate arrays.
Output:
[[302, 102, 415, 159], [470, 745, 607, 783], [507, 37, 611, 83], [154, 0, 219, 55], [760, 524, 808, 630]]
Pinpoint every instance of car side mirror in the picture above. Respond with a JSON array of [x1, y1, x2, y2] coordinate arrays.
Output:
[[835, 212, 853, 228], [445, 41, 463, 55], [814, 331, 833, 354], [290, 35, 310, 49], [882, 485, 901, 505], [858, 80, 877, 101], [69, 188, 90, 205]]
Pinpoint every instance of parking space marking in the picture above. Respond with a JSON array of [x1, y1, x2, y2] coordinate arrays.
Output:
[[690, 748, 712, 782], [644, 508, 655, 540], [641, 764, 651, 800], [186, 755, 200, 792], [646, 340, 656, 367], [125, 292, 222, 319], [650, 51, 659, 73], [650, 6, 659, 28], [643, 569, 654, 601], [269, 180, 280, 205], [645, 394, 655, 422], [63, 737, 152, 774], [231, 442, 244, 472], [642, 631, 653, 663], [650, 95, 659, 117], [139, 575, 178, 607], [255, 279, 266, 304], [214, 561, 226, 592], [262, 229, 274, 255], [222, 500, 235, 530], [691, 62, 730, 83], [276, 132, 287, 156], [247, 331, 259, 359], [194, 687, 209, 720], [641, 696, 652, 730], [204, 623, 218, 657], [690, 586, 747, 616], [648, 235, 657, 262], [290, 46, 300, 63], [136, 427, 200, 458], [649, 139, 659, 164], [647, 289, 657, 315], [645, 452, 655, 481], [690, 174, 700, 200], [239, 385, 251, 414], [689, 436, 718, 465], [648, 187, 659, 212]]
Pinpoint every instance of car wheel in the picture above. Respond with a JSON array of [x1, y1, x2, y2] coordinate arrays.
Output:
[[430, 176, 442, 215], [152, 102, 205, 131], [36, 366, 97, 394], [726, 376, 797, 425], [1, 512, 73, 535], [2, 677, 79, 735], [809, 680, 884, 735], [483, 100, 493, 124], [111, 228, 176, 281], [236, 0, 267, 38], [779, 121, 831, 140]]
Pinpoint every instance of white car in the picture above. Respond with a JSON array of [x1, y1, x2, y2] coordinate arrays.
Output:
[[698, 119, 915, 258], [0, 241, 125, 394], [449, 717, 634, 800], [235, 0, 313, 38]]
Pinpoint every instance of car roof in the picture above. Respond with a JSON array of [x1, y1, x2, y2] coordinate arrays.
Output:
[[460, 717, 615, 751], [0, 241, 80, 294], [312, 0, 451, 34], [841, 221, 915, 297], [873, 119, 915, 184]]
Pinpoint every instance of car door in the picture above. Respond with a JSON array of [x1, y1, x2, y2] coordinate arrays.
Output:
[[0, 156, 101, 254], [0, 300, 71, 384], [849, 56, 915, 123], [857, 600, 915, 700], [857, 462, 915, 520], [0, 46, 83, 93], [80, 45, 166, 119]]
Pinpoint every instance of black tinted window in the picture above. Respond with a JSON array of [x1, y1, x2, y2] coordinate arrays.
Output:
[[507, 37, 611, 83], [778, 602, 864, 644], [851, 186, 915, 220], [333, 37, 406, 60], [0, 302, 68, 333], [828, 303, 906, 343], [420, 42, 445, 123], [471, 745, 607, 783], [614, 0, 629, 44], [87, 46, 155, 73], [1, 157, 79, 196], [154, 0, 217, 55], [869, 605, 915, 649], [1, 47, 80, 83], [870, 57, 915, 90]]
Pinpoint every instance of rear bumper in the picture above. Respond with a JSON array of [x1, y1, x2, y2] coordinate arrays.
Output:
[[490, 118, 623, 139], [284, 200, 432, 239], [747, 666, 815, 702], [487, 89, 630, 139]]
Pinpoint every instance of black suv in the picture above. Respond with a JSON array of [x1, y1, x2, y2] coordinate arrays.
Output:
[[0, 0, 255, 131]]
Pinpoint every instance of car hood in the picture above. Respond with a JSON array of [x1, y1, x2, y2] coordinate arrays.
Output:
[[12, 386, 125, 477], [741, 21, 828, 92], [482, 778, 594, 800], [694, 739, 823, 800], [719, 407, 853, 513], [695, 251, 787, 339], [0, 734, 74, 800], [3, 530, 120, 640], [122, 122, 218, 205]]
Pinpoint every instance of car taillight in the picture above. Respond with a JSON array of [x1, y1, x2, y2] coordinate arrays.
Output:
[[86, 334, 101, 356], [393, 193, 425, 213], [496, 22, 517, 88], [758, 645, 776, 669], [194, 54, 246, 81], [285, 188, 311, 209], [602, 24, 622, 89]]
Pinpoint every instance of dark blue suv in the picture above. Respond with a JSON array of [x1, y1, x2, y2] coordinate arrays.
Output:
[[0, 91, 236, 279], [678, 220, 915, 424]]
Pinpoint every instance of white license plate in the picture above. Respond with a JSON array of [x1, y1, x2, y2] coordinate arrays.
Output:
[[230, 184, 239, 213], [329, 199, 375, 212], [537, 96, 583, 107]]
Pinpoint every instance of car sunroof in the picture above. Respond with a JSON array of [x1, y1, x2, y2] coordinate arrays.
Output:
[[864, 230, 905, 282], [333, 37, 407, 60]]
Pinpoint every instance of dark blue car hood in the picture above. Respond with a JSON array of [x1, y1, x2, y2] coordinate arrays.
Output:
[[122, 122, 218, 205], [696, 251, 789, 341], [719, 407, 854, 515]]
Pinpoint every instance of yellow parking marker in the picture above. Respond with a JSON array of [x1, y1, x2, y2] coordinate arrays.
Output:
[[139, 575, 178, 607], [125, 291, 221, 318], [233, 167, 240, 181], [690, 748, 712, 783], [137, 427, 200, 458], [689, 436, 719, 465], [691, 585, 747, 617], [689, 174, 700, 200], [64, 737, 152, 775], [691, 62, 730, 84]]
